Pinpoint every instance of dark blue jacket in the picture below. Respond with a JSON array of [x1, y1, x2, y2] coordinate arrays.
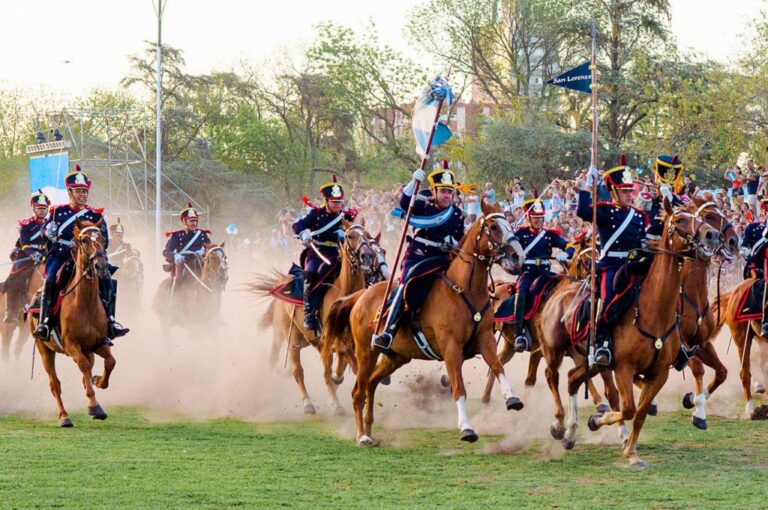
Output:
[[516, 226, 573, 269], [15, 217, 46, 259], [43, 204, 109, 259], [292, 207, 354, 245], [402, 190, 464, 257], [163, 229, 212, 263], [743, 221, 768, 273]]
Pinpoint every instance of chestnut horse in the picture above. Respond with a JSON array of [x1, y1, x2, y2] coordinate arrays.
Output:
[[673, 200, 739, 429], [1, 262, 44, 361], [536, 203, 719, 468], [324, 203, 525, 445], [249, 225, 382, 415], [28, 220, 117, 427], [153, 243, 228, 331]]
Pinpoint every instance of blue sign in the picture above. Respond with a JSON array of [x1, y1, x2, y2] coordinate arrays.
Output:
[[546, 61, 592, 94], [29, 152, 69, 205]]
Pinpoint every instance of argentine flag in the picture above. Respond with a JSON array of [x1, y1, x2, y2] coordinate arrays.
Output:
[[412, 76, 454, 155]]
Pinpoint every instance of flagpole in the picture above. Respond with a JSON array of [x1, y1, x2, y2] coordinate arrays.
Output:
[[586, 19, 599, 396], [372, 76, 450, 339]]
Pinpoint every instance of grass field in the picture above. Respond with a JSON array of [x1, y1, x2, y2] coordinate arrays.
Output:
[[1, 406, 765, 509]]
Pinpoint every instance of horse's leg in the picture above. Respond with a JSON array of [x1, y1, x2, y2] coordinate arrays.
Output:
[[562, 361, 591, 449], [481, 331, 514, 404], [574, 350, 607, 412], [598, 370, 628, 443], [588, 365, 637, 438], [757, 341, 768, 394], [364, 353, 409, 439], [288, 340, 314, 415], [544, 349, 567, 443], [688, 341, 728, 429], [67, 346, 108, 420], [320, 343, 345, 416], [37, 341, 72, 426], [623, 369, 671, 470], [443, 341, 477, 442], [352, 346, 375, 445], [738, 324, 755, 418], [91, 344, 116, 390], [478, 328, 523, 411]]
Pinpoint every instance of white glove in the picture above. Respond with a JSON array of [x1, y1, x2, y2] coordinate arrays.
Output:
[[585, 166, 599, 187], [555, 253, 568, 262], [659, 184, 673, 202], [336, 229, 345, 241], [403, 169, 426, 196], [412, 168, 426, 182], [174, 253, 184, 264], [741, 247, 750, 258], [299, 229, 312, 245], [45, 222, 58, 238]]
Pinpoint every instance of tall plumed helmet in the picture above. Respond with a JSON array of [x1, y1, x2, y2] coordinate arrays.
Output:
[[64, 164, 92, 189], [655, 155, 684, 185], [603, 154, 635, 192], [30, 189, 50, 207], [320, 174, 344, 202], [522, 189, 545, 217], [427, 160, 457, 190], [179, 203, 200, 222], [110, 216, 125, 235]]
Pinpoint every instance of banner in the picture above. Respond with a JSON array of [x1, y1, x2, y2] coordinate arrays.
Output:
[[412, 76, 454, 155], [546, 61, 592, 94], [29, 152, 69, 205]]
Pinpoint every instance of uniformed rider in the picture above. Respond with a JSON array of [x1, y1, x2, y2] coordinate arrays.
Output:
[[371, 161, 465, 350], [163, 204, 212, 278], [107, 218, 135, 267], [292, 176, 355, 332], [577, 157, 648, 367], [512, 196, 574, 352], [34, 165, 129, 340], [646, 155, 688, 244], [741, 198, 768, 337], [3, 190, 49, 323]]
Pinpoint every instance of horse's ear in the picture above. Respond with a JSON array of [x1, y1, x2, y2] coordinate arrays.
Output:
[[690, 195, 705, 207], [663, 196, 673, 215], [95, 218, 103, 228], [374, 231, 381, 243], [481, 200, 501, 217], [220, 241, 225, 249], [360, 217, 366, 228]]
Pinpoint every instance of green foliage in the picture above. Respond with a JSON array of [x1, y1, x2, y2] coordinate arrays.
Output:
[[0, 407, 766, 508]]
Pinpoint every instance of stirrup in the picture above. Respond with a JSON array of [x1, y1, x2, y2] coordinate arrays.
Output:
[[371, 332, 393, 350], [513, 335, 529, 352], [33, 323, 50, 340], [303, 313, 318, 332], [761, 322, 768, 338], [592, 346, 612, 368]]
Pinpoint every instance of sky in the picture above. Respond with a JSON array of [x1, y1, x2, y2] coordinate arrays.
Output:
[[0, 0, 765, 98]]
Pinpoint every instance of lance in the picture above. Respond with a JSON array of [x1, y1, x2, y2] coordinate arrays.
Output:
[[372, 73, 451, 338], [586, 19, 599, 398]]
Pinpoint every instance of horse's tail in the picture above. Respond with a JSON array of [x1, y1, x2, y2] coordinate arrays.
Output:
[[322, 289, 364, 356], [243, 270, 286, 298]]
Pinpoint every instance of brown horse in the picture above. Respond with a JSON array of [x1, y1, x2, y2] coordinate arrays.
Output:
[[537, 203, 719, 468], [249, 225, 380, 415], [324, 203, 525, 445], [153, 243, 228, 331], [1, 262, 44, 361], [480, 280, 615, 415], [28, 220, 116, 427], [673, 200, 739, 429]]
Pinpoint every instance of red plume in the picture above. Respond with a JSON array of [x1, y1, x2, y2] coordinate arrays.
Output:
[[620, 154, 627, 166], [75, 164, 81, 171], [302, 196, 316, 208], [443, 160, 449, 169], [187, 202, 193, 208], [672, 155, 680, 165], [332, 174, 337, 183], [533, 189, 539, 199]]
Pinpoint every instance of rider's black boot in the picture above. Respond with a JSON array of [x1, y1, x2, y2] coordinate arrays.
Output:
[[302, 271, 319, 332], [100, 277, 129, 339], [513, 293, 529, 352], [33, 281, 56, 340], [371, 284, 405, 350]]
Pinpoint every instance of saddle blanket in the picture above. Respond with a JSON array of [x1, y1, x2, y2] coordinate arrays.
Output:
[[493, 275, 558, 323]]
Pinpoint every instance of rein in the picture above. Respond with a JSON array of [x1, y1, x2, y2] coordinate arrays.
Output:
[[61, 228, 107, 298]]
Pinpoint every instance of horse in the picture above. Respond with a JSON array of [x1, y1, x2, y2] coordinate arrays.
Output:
[[536, 202, 719, 468], [115, 249, 144, 318], [28, 220, 117, 427], [249, 224, 381, 415], [323, 202, 526, 445], [480, 280, 615, 415], [673, 200, 739, 429], [1, 262, 44, 361], [153, 243, 228, 332]]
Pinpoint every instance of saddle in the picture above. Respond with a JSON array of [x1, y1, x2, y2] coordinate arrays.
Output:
[[567, 266, 642, 345], [268, 262, 340, 306], [734, 278, 765, 322], [493, 273, 560, 323]]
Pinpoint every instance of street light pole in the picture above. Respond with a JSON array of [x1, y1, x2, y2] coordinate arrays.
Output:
[[155, 0, 165, 265]]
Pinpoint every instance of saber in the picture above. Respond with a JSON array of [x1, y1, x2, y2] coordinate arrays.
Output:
[[0, 256, 33, 267], [308, 242, 332, 266], [183, 263, 214, 293]]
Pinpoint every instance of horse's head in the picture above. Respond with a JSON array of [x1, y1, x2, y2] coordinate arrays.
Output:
[[363, 229, 389, 283], [73, 219, 108, 278], [464, 202, 524, 273], [203, 243, 229, 290], [662, 199, 720, 261], [342, 225, 378, 278], [692, 199, 738, 260]]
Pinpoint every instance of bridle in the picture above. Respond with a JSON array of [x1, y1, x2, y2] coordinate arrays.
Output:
[[203, 246, 229, 290], [75, 226, 107, 280], [453, 213, 519, 267], [342, 225, 374, 276], [695, 201, 736, 259]]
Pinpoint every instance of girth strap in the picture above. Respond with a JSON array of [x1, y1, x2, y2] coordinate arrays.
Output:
[[680, 290, 709, 338], [633, 307, 680, 375]]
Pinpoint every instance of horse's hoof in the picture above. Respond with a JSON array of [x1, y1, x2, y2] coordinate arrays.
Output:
[[303, 403, 316, 415], [562, 438, 576, 450], [754, 382, 766, 394], [88, 404, 108, 420], [333, 405, 345, 417], [550, 424, 565, 440], [59, 417, 74, 428], [440, 374, 450, 388], [595, 403, 610, 414], [630, 460, 647, 471], [460, 428, 478, 443], [648, 403, 658, 416], [357, 435, 374, 447], [380, 376, 391, 386], [587, 414, 601, 432], [505, 396, 524, 411], [481, 395, 491, 405], [331, 374, 344, 385], [691, 415, 707, 430], [682, 392, 695, 409]]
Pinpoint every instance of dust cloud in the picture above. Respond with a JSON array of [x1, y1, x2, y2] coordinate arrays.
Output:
[[0, 211, 766, 450]]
